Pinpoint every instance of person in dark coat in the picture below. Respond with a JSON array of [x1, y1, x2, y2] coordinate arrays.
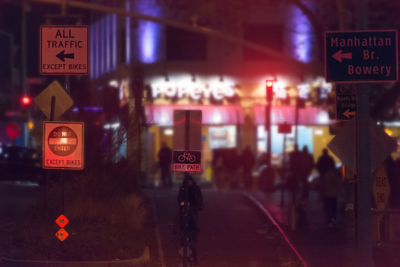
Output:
[[158, 142, 172, 187], [176, 174, 203, 264], [241, 146, 255, 189], [316, 148, 335, 178], [288, 145, 302, 203], [299, 145, 314, 199]]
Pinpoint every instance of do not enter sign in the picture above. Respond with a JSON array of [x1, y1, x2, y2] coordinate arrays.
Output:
[[43, 121, 84, 170]]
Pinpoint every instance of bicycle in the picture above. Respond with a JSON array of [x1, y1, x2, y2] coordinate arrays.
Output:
[[177, 202, 198, 267], [178, 152, 197, 163]]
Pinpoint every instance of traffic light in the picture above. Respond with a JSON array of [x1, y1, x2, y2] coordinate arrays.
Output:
[[20, 95, 32, 107], [266, 80, 274, 101]]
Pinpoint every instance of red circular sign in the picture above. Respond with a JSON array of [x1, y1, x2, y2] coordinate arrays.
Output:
[[48, 126, 78, 156], [5, 122, 21, 139]]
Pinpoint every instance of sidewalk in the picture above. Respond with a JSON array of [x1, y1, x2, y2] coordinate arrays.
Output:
[[248, 188, 400, 267]]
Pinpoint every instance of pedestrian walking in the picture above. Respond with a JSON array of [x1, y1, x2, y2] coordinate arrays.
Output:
[[319, 166, 342, 227], [316, 148, 335, 179], [288, 145, 302, 203], [158, 142, 172, 187], [299, 145, 314, 199]]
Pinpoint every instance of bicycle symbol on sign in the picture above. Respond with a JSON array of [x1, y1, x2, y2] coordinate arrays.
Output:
[[178, 152, 196, 163]]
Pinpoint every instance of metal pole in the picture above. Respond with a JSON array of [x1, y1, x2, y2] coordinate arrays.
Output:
[[266, 101, 272, 167], [356, 86, 372, 267], [294, 97, 299, 147], [356, 0, 372, 266]]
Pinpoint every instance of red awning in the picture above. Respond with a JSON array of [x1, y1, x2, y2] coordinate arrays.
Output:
[[253, 105, 331, 126], [145, 104, 244, 126]]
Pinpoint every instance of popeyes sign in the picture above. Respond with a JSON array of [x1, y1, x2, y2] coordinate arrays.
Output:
[[151, 79, 236, 100]]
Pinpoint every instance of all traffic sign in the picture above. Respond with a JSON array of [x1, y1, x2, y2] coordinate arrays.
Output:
[[40, 25, 89, 75], [325, 30, 398, 83], [43, 121, 84, 170]]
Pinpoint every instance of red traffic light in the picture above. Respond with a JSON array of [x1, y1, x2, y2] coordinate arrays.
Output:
[[21, 96, 32, 106], [266, 80, 273, 88]]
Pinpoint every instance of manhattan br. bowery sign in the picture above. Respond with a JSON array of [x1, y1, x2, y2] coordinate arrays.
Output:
[[40, 25, 89, 75], [325, 30, 398, 83]]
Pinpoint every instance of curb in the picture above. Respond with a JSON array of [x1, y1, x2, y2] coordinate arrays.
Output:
[[243, 192, 308, 267], [0, 246, 150, 267]]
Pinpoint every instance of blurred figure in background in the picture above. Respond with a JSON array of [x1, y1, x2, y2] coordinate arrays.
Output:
[[241, 146, 255, 189], [300, 145, 314, 200], [158, 142, 172, 187], [316, 148, 335, 179], [319, 164, 342, 227]]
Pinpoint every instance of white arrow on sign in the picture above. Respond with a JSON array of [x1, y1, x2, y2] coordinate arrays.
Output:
[[328, 120, 397, 173], [332, 50, 353, 63], [343, 109, 356, 119]]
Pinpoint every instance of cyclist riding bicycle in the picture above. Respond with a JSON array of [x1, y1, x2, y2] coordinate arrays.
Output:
[[176, 174, 203, 264]]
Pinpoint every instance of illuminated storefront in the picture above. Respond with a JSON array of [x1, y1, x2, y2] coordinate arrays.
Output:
[[144, 73, 334, 181]]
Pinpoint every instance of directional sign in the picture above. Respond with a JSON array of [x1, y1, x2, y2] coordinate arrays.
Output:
[[173, 150, 201, 172], [34, 80, 74, 120], [40, 25, 88, 75], [55, 214, 69, 228], [336, 85, 356, 120], [43, 121, 84, 170], [55, 228, 69, 242], [327, 120, 397, 173], [325, 30, 398, 83], [372, 164, 391, 210]]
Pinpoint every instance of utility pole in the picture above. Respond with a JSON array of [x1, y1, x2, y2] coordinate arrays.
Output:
[[265, 80, 274, 167], [356, 0, 372, 266]]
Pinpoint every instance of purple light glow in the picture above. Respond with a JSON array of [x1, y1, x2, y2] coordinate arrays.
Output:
[[126, 1, 131, 64], [100, 17, 105, 75], [112, 14, 117, 70], [106, 15, 111, 73], [288, 4, 313, 63], [90, 25, 94, 79], [134, 0, 162, 63]]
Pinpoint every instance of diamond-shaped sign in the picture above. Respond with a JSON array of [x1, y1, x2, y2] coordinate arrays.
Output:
[[34, 80, 74, 120], [55, 228, 69, 242], [55, 214, 69, 228], [328, 120, 397, 173]]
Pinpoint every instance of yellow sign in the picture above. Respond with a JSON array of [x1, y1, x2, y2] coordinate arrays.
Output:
[[34, 80, 74, 120]]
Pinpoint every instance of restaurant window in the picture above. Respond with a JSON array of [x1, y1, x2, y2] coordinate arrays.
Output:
[[243, 24, 284, 61], [166, 27, 207, 61]]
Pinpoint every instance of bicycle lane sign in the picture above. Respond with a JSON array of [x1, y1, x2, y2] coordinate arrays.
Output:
[[173, 150, 201, 172]]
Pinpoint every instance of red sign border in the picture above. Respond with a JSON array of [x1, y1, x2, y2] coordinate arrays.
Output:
[[40, 25, 89, 75], [324, 29, 399, 84], [43, 121, 84, 170]]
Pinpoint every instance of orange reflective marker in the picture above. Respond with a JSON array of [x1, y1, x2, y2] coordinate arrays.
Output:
[[55, 214, 69, 228], [55, 228, 69, 242]]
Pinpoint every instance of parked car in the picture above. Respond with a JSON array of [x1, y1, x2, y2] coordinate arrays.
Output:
[[0, 145, 44, 184]]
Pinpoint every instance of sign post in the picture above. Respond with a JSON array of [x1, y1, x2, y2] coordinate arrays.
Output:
[[325, 29, 398, 267], [173, 110, 202, 173]]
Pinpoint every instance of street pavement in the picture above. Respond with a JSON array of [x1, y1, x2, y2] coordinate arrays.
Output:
[[247, 188, 400, 267], [147, 187, 303, 267]]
